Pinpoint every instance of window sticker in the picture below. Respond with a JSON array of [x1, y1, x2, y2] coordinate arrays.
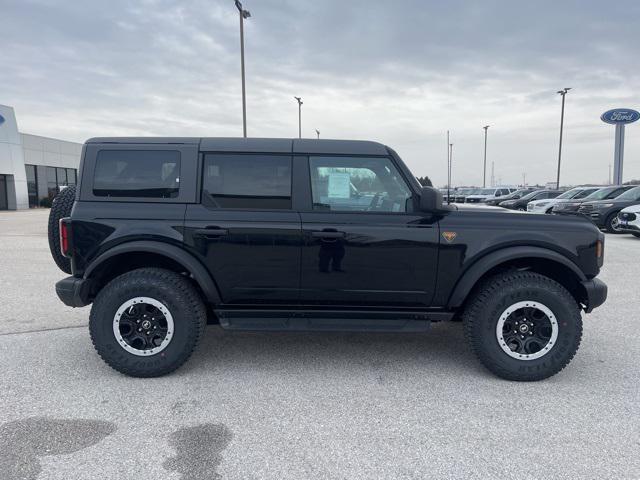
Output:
[[327, 172, 351, 199]]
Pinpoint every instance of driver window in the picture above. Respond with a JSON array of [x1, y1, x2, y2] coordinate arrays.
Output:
[[309, 156, 412, 212]]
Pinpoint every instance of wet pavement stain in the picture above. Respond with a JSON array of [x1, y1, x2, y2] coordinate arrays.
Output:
[[0, 417, 116, 480], [164, 423, 233, 480]]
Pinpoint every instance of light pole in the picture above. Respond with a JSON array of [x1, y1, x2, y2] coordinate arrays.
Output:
[[294, 96, 303, 138], [483, 125, 490, 187], [449, 142, 453, 196], [556, 87, 571, 189], [315, 129, 320, 139], [235, 1, 251, 138]]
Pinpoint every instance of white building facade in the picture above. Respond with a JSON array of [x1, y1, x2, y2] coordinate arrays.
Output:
[[0, 104, 82, 210]]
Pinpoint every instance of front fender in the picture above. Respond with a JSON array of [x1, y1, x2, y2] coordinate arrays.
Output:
[[446, 246, 587, 309]]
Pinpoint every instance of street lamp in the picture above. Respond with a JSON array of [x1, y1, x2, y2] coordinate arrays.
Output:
[[235, 0, 251, 137], [315, 129, 320, 139], [294, 96, 303, 138], [556, 87, 571, 189], [483, 125, 490, 187]]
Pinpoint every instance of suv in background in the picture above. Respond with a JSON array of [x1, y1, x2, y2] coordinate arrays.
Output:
[[553, 185, 635, 216], [465, 187, 516, 204], [485, 188, 537, 207], [500, 190, 559, 211], [453, 187, 477, 203], [528, 187, 599, 214], [617, 205, 640, 238], [50, 137, 607, 381], [579, 186, 640, 233]]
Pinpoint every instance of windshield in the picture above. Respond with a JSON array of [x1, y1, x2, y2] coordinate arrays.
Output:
[[479, 188, 495, 195], [616, 186, 640, 201], [556, 188, 582, 199], [573, 188, 599, 199], [583, 188, 616, 201], [520, 190, 543, 201]]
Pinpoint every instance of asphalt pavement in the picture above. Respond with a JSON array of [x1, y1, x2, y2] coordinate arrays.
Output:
[[0, 209, 639, 480]]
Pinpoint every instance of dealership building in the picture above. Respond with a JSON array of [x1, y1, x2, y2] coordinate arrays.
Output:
[[0, 104, 82, 210]]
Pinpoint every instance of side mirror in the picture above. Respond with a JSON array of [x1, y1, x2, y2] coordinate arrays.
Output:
[[419, 186, 444, 212]]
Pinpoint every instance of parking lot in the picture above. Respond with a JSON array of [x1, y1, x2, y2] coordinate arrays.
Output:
[[1, 209, 639, 480]]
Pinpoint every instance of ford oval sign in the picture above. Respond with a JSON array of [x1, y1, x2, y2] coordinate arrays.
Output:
[[601, 108, 640, 125]]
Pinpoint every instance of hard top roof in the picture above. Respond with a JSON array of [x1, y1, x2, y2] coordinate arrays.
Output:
[[85, 137, 389, 156]]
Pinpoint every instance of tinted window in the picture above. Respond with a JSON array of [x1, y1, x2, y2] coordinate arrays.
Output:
[[25, 164, 38, 207], [202, 154, 291, 209], [309, 156, 412, 212], [574, 188, 599, 199], [93, 150, 181, 198], [46, 166, 58, 200]]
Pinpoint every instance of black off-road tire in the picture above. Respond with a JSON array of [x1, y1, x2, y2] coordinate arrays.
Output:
[[604, 212, 623, 234], [462, 271, 582, 381], [632, 232, 640, 238], [89, 268, 207, 377], [47, 186, 76, 274]]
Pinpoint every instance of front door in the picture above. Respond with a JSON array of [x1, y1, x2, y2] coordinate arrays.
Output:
[[299, 155, 439, 308], [184, 153, 301, 305]]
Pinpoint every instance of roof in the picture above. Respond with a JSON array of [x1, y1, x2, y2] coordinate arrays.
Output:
[[85, 137, 389, 156]]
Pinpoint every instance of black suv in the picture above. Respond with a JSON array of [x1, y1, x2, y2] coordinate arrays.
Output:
[[50, 138, 607, 381], [578, 186, 640, 233]]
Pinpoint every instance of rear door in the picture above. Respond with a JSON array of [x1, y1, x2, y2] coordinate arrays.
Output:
[[183, 153, 301, 305], [298, 155, 439, 308]]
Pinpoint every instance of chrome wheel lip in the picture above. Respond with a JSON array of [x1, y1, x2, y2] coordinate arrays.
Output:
[[496, 301, 558, 361], [113, 297, 174, 357]]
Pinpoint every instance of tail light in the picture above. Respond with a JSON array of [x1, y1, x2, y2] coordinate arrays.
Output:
[[59, 218, 71, 257]]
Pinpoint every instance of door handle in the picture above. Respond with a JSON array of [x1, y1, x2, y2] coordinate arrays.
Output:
[[311, 230, 345, 239], [193, 228, 228, 238]]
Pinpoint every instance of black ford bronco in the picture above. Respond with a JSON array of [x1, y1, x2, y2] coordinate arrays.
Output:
[[50, 137, 607, 380]]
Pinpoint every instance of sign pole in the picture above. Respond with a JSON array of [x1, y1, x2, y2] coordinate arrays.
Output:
[[613, 124, 625, 184]]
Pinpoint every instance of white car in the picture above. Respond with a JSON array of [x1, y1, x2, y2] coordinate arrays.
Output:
[[527, 186, 600, 214], [617, 204, 640, 238], [465, 187, 517, 204]]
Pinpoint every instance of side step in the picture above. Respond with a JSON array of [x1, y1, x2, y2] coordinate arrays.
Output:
[[215, 309, 451, 332]]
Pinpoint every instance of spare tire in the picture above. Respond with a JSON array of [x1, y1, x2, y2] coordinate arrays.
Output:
[[48, 186, 76, 274]]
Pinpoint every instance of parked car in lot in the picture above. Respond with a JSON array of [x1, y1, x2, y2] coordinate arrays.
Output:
[[484, 188, 537, 206], [502, 189, 560, 211], [552, 185, 635, 215], [453, 187, 477, 203], [528, 187, 599, 214], [617, 205, 640, 237], [465, 187, 517, 204], [49, 137, 607, 381], [578, 186, 640, 233]]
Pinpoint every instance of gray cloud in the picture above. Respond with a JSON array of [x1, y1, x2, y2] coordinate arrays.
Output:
[[1, 0, 639, 186]]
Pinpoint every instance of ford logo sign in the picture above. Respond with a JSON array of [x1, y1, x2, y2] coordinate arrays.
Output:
[[601, 108, 640, 125], [0, 114, 5, 125]]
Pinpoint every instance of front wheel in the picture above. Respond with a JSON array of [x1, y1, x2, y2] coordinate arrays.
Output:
[[463, 271, 582, 381], [605, 212, 623, 234], [89, 268, 207, 377]]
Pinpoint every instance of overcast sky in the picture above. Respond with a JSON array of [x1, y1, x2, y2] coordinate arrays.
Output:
[[2, 0, 640, 186]]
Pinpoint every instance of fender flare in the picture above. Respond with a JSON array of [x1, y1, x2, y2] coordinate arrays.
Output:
[[84, 241, 221, 303], [447, 246, 587, 308]]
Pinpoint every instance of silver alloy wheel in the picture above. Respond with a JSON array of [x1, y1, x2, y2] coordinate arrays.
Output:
[[611, 216, 622, 232], [496, 301, 559, 360], [113, 297, 174, 356]]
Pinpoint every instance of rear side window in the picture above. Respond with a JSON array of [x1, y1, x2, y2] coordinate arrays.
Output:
[[202, 154, 292, 209], [93, 150, 181, 198]]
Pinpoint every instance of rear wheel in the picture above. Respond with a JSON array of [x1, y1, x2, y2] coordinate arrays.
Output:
[[463, 271, 582, 381], [47, 186, 76, 274], [89, 268, 207, 377]]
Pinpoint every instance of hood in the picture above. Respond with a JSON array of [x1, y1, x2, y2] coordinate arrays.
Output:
[[454, 203, 515, 213], [620, 204, 640, 213]]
